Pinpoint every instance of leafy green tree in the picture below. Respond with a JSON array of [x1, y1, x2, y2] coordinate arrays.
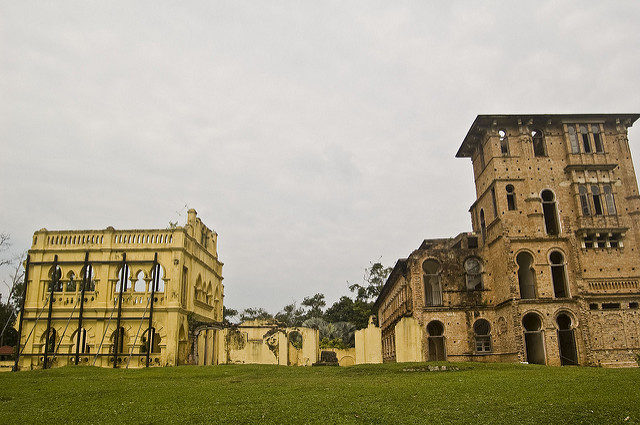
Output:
[[348, 262, 393, 302], [275, 302, 306, 327], [223, 306, 238, 325], [301, 293, 325, 318], [239, 307, 273, 322]]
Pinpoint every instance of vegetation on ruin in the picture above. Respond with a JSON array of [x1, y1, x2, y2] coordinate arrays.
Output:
[[1, 362, 639, 424]]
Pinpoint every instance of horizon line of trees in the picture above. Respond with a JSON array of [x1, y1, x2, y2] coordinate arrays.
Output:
[[223, 262, 392, 349]]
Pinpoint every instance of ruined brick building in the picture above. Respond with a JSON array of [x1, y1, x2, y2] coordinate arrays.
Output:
[[375, 114, 640, 367]]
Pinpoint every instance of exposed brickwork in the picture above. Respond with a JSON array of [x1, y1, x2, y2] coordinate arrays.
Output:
[[375, 114, 640, 367]]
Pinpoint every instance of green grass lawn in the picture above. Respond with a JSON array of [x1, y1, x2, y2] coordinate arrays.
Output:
[[0, 362, 639, 424]]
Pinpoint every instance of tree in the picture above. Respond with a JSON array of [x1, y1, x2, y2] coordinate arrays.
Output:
[[239, 307, 273, 322], [222, 306, 238, 325], [301, 293, 325, 318], [0, 236, 25, 347], [348, 262, 393, 302], [324, 296, 374, 330], [275, 302, 306, 327]]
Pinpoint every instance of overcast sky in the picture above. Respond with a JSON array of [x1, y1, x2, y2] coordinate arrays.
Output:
[[1, 1, 639, 313]]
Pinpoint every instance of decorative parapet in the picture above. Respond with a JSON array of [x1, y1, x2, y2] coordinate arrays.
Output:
[[585, 278, 639, 293]]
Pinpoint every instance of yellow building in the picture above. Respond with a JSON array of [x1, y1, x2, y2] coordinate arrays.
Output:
[[14, 209, 223, 369]]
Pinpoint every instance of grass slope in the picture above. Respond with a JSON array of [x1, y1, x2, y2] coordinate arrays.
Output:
[[0, 362, 639, 424]]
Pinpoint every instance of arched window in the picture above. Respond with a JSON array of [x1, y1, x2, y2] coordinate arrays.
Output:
[[110, 327, 126, 355], [48, 265, 63, 292], [541, 190, 559, 235], [149, 264, 165, 293], [41, 328, 57, 353], [499, 129, 509, 155], [522, 313, 545, 365], [580, 125, 591, 153], [592, 124, 603, 153], [479, 209, 486, 243], [473, 319, 491, 352], [422, 259, 442, 306], [134, 271, 146, 292], [71, 328, 90, 354], [464, 257, 483, 290], [66, 271, 77, 292], [206, 282, 212, 304], [80, 265, 96, 291], [532, 129, 546, 157], [556, 313, 578, 365], [550, 251, 568, 298], [115, 265, 130, 293], [567, 125, 580, 153], [516, 252, 536, 299], [506, 184, 516, 210], [195, 275, 203, 302], [603, 185, 617, 215], [426, 321, 445, 361], [578, 185, 590, 216], [591, 185, 603, 216], [141, 328, 161, 354]]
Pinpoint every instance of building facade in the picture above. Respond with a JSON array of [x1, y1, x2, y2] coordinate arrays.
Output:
[[15, 209, 224, 369], [375, 114, 640, 367]]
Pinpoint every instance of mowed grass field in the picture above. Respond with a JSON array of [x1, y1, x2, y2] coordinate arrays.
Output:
[[0, 362, 639, 424]]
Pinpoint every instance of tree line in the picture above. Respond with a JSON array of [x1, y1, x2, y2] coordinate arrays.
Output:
[[224, 262, 392, 349]]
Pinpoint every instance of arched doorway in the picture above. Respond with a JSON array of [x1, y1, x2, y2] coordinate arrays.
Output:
[[556, 313, 578, 365], [427, 320, 445, 361], [522, 313, 545, 365]]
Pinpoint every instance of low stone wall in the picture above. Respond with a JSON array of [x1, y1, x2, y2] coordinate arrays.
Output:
[[322, 348, 356, 366]]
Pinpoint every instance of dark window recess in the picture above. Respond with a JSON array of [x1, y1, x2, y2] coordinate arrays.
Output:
[[550, 251, 568, 298], [592, 124, 603, 152], [467, 237, 478, 249], [580, 125, 591, 153], [491, 187, 498, 217], [541, 190, 559, 236], [506, 184, 516, 211], [499, 130, 509, 155], [584, 235, 595, 249], [579, 185, 590, 216], [589, 303, 599, 310], [601, 302, 621, 310], [591, 186, 603, 215], [629, 302, 639, 309], [532, 129, 546, 157]]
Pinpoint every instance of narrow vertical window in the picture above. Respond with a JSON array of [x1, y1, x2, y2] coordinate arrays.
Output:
[[541, 190, 559, 236], [532, 129, 546, 157], [568, 125, 580, 153], [550, 251, 568, 298], [592, 124, 603, 153], [506, 184, 516, 210], [516, 252, 536, 299], [580, 125, 591, 153], [591, 185, 603, 215], [603, 185, 617, 215], [422, 259, 442, 306], [491, 187, 498, 217], [499, 130, 509, 155], [578, 185, 590, 216], [480, 209, 486, 243], [478, 142, 485, 169]]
